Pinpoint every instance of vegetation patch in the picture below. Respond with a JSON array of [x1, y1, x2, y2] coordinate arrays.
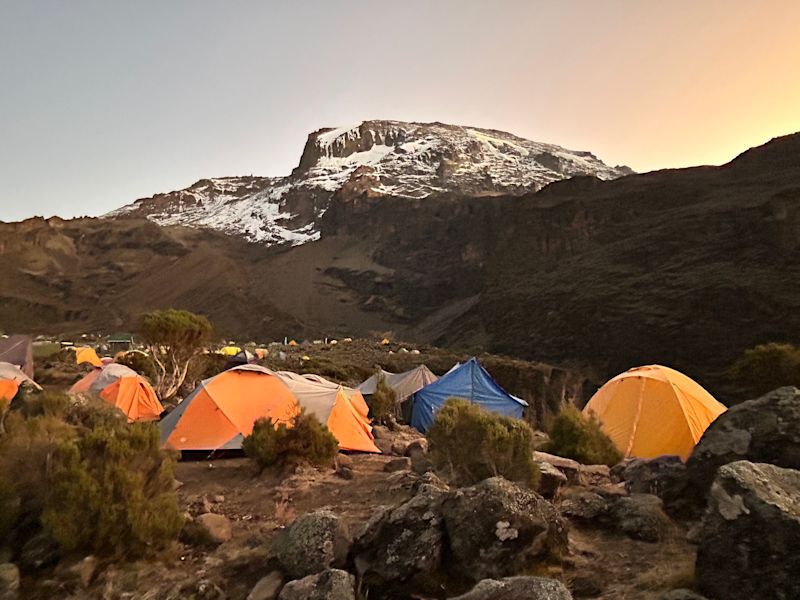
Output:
[[544, 404, 622, 466]]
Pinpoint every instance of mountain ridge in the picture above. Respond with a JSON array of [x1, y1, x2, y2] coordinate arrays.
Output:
[[110, 120, 632, 244]]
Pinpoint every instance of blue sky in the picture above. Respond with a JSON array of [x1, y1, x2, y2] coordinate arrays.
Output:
[[2, 0, 799, 221]]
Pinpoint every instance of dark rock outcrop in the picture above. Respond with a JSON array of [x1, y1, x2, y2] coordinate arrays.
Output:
[[696, 461, 800, 600], [277, 569, 355, 600], [451, 576, 573, 600], [442, 477, 569, 583], [670, 387, 800, 516], [272, 511, 351, 580]]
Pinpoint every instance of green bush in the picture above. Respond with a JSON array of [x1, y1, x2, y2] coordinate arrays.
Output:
[[63, 396, 129, 431], [729, 342, 800, 397], [42, 423, 183, 559], [0, 413, 77, 541], [242, 410, 339, 474], [19, 390, 72, 419], [427, 398, 540, 488], [369, 372, 396, 425], [545, 404, 622, 466], [116, 351, 158, 382]]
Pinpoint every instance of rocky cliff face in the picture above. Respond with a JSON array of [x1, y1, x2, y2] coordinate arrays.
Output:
[[109, 120, 631, 244]]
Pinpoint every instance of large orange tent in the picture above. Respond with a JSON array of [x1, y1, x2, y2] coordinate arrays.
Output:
[[0, 361, 41, 402], [70, 363, 163, 422], [160, 365, 299, 451], [583, 364, 727, 461], [275, 371, 380, 453]]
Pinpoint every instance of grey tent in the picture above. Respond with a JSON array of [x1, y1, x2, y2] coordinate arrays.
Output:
[[359, 365, 438, 419], [0, 335, 34, 379]]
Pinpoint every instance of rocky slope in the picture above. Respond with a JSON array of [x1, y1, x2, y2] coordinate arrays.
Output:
[[109, 120, 632, 244]]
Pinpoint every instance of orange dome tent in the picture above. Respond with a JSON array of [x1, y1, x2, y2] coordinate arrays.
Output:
[[583, 365, 727, 461], [160, 365, 299, 451], [0, 361, 41, 402], [70, 363, 163, 422], [275, 371, 380, 453]]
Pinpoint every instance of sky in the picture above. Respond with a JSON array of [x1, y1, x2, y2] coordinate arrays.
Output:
[[1, 0, 799, 222]]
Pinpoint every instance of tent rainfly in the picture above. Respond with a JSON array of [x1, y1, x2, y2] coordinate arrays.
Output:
[[0, 335, 34, 379], [70, 363, 164, 422], [0, 361, 42, 402], [358, 365, 439, 403], [583, 364, 727, 461], [160, 365, 299, 451], [410, 357, 527, 433], [275, 371, 379, 453]]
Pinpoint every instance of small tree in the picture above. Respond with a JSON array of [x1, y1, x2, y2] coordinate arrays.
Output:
[[370, 371, 396, 425], [242, 411, 339, 474], [545, 404, 622, 466], [427, 398, 540, 488], [140, 309, 213, 400], [42, 422, 183, 559], [729, 342, 800, 397]]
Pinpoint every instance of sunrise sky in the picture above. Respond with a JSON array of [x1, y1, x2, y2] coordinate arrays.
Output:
[[1, 0, 799, 221]]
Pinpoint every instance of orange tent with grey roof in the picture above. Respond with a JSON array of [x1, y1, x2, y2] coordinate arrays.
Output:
[[70, 363, 163, 423]]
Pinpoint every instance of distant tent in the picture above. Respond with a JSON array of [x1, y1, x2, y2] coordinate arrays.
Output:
[[359, 365, 439, 420], [583, 365, 727, 461], [0, 335, 34, 379], [219, 346, 241, 357], [275, 371, 380, 453], [70, 363, 163, 422], [360, 365, 438, 401], [0, 361, 41, 402], [226, 349, 257, 370], [74, 346, 103, 368], [160, 365, 299, 451], [410, 358, 527, 433]]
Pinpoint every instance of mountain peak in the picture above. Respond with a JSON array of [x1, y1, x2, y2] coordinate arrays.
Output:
[[110, 120, 632, 245]]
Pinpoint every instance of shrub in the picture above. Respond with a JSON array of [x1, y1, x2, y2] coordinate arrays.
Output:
[[729, 342, 800, 397], [0, 413, 77, 542], [242, 411, 339, 474], [19, 390, 72, 419], [140, 308, 213, 399], [63, 396, 129, 431], [427, 398, 540, 488], [545, 404, 622, 466], [369, 371, 396, 425], [116, 351, 158, 382], [42, 423, 183, 559]]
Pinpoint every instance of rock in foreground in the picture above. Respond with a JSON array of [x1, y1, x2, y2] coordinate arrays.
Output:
[[272, 511, 351, 579], [451, 575, 573, 599], [696, 461, 800, 600], [278, 569, 355, 600]]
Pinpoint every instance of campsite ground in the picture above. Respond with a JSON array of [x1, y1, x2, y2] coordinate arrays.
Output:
[[23, 452, 695, 599]]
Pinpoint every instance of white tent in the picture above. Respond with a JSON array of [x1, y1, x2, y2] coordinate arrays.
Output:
[[358, 365, 438, 403]]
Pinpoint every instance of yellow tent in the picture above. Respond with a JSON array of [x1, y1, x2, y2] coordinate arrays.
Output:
[[74, 347, 102, 368], [219, 346, 241, 357], [583, 365, 726, 461]]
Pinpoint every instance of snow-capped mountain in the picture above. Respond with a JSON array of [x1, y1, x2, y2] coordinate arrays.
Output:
[[110, 120, 632, 245]]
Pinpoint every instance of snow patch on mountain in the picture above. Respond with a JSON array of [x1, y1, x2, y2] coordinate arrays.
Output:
[[109, 120, 632, 245]]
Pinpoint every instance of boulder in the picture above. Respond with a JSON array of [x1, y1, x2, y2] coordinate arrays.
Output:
[[696, 461, 800, 599], [247, 571, 283, 600], [614, 456, 686, 497], [660, 590, 708, 600], [577, 464, 611, 487], [383, 457, 411, 472], [672, 387, 800, 516], [0, 563, 19, 600], [278, 569, 355, 600], [609, 494, 671, 542], [404, 438, 428, 458], [194, 513, 233, 545], [272, 511, 351, 580], [537, 461, 568, 499], [534, 451, 582, 484], [559, 489, 611, 523], [17, 531, 60, 572], [451, 576, 573, 600], [334, 455, 354, 480], [352, 485, 447, 597], [441, 477, 569, 584]]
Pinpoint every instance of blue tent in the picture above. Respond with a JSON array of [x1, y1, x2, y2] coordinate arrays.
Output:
[[410, 357, 528, 433]]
